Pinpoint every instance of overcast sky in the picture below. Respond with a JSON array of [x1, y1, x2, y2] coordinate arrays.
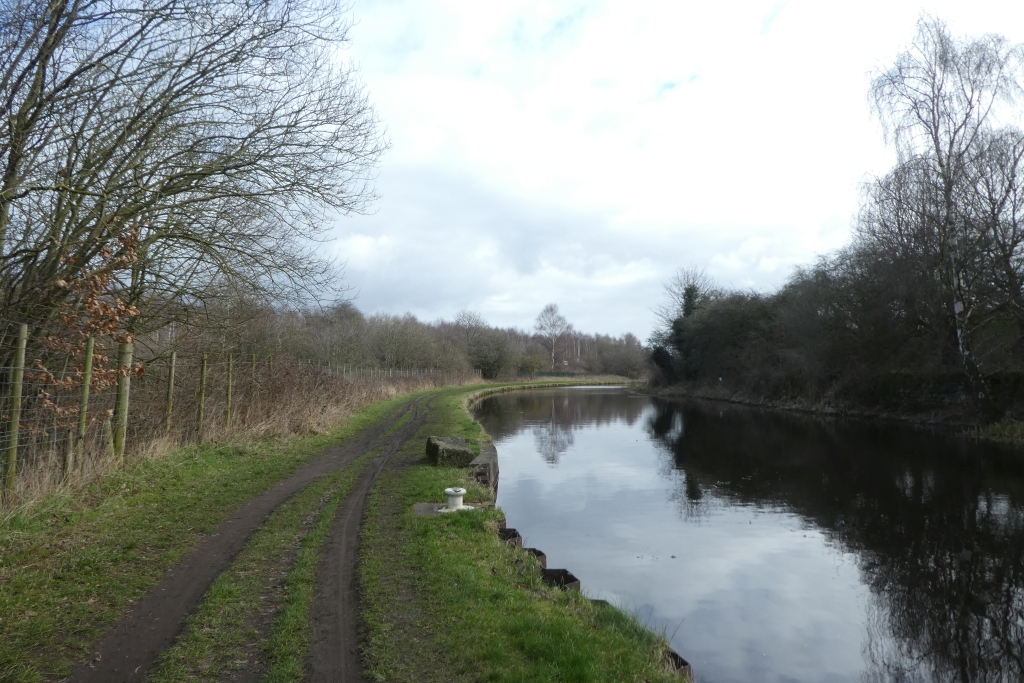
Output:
[[328, 0, 1024, 338]]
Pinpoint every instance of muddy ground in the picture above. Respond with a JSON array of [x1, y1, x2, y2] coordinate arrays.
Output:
[[67, 398, 432, 683]]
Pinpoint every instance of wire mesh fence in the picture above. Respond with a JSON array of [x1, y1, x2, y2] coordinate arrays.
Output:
[[0, 317, 482, 506]]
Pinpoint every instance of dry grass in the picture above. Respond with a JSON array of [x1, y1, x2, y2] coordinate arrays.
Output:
[[3, 358, 479, 515]]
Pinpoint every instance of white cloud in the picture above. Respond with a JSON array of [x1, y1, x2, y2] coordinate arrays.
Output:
[[334, 234, 398, 268], [331, 0, 1024, 335]]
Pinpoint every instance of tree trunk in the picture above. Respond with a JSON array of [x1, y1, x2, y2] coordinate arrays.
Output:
[[950, 276, 999, 421]]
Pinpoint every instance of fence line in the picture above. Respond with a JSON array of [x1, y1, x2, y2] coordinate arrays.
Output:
[[2, 323, 26, 494], [296, 360, 472, 381], [0, 322, 482, 504]]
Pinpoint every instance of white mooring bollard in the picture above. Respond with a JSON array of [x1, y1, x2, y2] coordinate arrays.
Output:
[[440, 487, 473, 513]]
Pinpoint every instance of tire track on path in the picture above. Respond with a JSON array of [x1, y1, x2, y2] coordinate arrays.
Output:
[[67, 401, 417, 683], [307, 397, 433, 683]]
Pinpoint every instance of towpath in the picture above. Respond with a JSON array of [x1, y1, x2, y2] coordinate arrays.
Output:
[[66, 398, 432, 683]]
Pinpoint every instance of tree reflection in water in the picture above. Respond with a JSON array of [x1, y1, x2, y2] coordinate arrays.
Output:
[[646, 399, 1024, 683], [533, 420, 574, 464], [474, 387, 645, 465]]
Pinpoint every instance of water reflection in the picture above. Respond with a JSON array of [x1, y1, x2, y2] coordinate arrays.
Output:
[[474, 387, 646, 439], [532, 422, 573, 464], [646, 399, 1024, 683], [474, 387, 646, 464], [475, 388, 1024, 682]]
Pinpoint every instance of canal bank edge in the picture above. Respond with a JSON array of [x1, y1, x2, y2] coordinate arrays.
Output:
[[358, 383, 689, 682], [642, 382, 1024, 444], [459, 378, 635, 492], [462, 383, 693, 680]]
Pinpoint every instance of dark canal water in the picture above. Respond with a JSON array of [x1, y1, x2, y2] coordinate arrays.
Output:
[[472, 386, 1024, 683]]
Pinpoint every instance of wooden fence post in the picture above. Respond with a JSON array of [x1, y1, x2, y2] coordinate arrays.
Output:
[[197, 353, 208, 442], [246, 353, 257, 424], [102, 419, 115, 459], [66, 428, 75, 479], [70, 336, 94, 479], [3, 323, 27, 498], [164, 351, 176, 436], [112, 341, 133, 462], [225, 353, 233, 431]]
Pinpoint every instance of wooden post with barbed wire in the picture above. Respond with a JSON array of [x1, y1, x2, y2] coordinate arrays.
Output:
[[197, 353, 208, 442], [225, 353, 233, 432], [69, 336, 94, 479], [112, 341, 133, 463], [3, 323, 27, 498], [164, 351, 176, 437]]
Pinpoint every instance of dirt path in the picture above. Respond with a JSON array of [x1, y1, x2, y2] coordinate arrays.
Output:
[[307, 398, 432, 683], [66, 401, 419, 683]]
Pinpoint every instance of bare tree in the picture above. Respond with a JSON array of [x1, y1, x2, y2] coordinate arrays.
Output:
[[453, 309, 487, 350], [566, 324, 583, 365], [640, 20, 1024, 419], [0, 0, 384, 343], [869, 15, 1024, 417], [651, 267, 720, 346], [535, 303, 569, 370], [960, 127, 1024, 335]]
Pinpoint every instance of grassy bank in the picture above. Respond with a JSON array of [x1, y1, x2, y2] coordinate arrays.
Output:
[[358, 386, 683, 682], [0, 392, 414, 683], [1, 379, 676, 682]]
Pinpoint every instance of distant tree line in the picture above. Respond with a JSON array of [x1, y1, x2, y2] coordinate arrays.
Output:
[[175, 300, 647, 380], [650, 17, 1024, 420]]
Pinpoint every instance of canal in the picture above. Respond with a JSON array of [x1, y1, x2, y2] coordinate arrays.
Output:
[[473, 385, 1024, 683]]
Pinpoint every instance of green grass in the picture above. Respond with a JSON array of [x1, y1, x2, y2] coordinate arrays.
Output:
[[145, 448, 377, 682], [359, 386, 683, 683], [0, 392, 414, 683], [1, 379, 666, 683]]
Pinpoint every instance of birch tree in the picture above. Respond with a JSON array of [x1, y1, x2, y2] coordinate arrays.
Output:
[[535, 303, 568, 370], [869, 15, 1024, 417]]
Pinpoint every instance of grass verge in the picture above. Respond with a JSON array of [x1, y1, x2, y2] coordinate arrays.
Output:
[[359, 386, 683, 683], [0, 392, 414, 683]]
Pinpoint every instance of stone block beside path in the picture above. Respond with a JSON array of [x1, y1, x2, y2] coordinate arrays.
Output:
[[425, 436, 476, 467]]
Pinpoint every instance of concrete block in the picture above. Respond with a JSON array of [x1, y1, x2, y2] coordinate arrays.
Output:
[[469, 441, 499, 489], [425, 436, 476, 467]]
